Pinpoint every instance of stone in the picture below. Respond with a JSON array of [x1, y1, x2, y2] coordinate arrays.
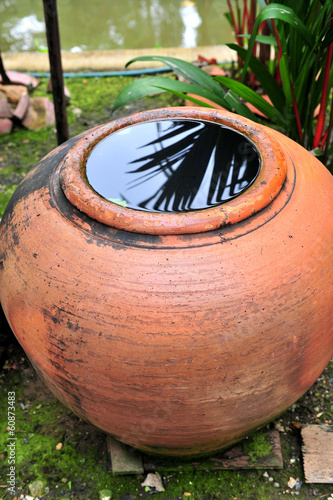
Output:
[[0, 71, 40, 89], [12, 93, 30, 123], [99, 489, 112, 500], [72, 107, 82, 117], [28, 479, 45, 497], [0, 118, 13, 135], [107, 435, 144, 475], [141, 472, 165, 492], [302, 424, 333, 483], [208, 66, 228, 77], [22, 97, 55, 130], [0, 84, 28, 104], [288, 477, 297, 489], [0, 91, 13, 118]]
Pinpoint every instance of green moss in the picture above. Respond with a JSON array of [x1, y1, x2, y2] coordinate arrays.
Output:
[[0, 185, 18, 216], [243, 431, 272, 462]]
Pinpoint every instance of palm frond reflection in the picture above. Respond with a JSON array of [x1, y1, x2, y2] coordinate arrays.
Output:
[[127, 120, 260, 212], [86, 120, 260, 213]]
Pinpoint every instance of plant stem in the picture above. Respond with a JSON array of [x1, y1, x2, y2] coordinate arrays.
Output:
[[323, 89, 333, 165], [249, 0, 256, 32], [227, 0, 242, 46], [269, 13, 303, 141], [242, 0, 248, 36], [292, 91, 303, 142], [313, 37, 333, 149]]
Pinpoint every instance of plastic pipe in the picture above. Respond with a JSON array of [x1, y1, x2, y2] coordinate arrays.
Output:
[[28, 67, 173, 78], [27, 60, 233, 78]]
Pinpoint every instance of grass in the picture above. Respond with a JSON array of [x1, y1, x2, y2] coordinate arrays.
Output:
[[0, 74, 332, 500]]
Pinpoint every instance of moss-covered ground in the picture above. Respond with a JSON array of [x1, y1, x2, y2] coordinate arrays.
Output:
[[0, 75, 332, 500]]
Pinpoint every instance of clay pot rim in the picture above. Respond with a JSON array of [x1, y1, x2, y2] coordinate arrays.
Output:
[[60, 107, 287, 235]]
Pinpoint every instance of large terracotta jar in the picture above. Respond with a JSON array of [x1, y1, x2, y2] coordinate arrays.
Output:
[[0, 107, 332, 456]]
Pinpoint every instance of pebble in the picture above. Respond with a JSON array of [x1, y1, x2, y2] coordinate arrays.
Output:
[[288, 477, 297, 489], [295, 479, 303, 491], [274, 482, 280, 488], [141, 472, 165, 492], [28, 479, 44, 497], [99, 489, 112, 500], [72, 107, 82, 117]]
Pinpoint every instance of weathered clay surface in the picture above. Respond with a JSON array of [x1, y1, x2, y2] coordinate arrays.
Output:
[[0, 108, 332, 456], [60, 108, 287, 235]]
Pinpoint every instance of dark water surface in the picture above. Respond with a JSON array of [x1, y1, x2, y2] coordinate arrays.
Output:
[[1, 0, 233, 53], [86, 119, 260, 213]]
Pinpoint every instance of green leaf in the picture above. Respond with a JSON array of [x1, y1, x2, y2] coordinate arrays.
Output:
[[147, 79, 232, 108], [278, 55, 293, 107], [224, 12, 233, 28], [224, 91, 259, 122], [214, 76, 286, 126], [113, 76, 232, 112], [322, 24, 333, 48], [227, 43, 285, 110], [112, 77, 167, 111], [125, 55, 225, 98], [237, 34, 278, 46], [107, 198, 127, 207], [152, 87, 219, 109], [241, 4, 316, 81]]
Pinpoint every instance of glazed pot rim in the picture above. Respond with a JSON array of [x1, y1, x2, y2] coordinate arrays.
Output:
[[60, 107, 287, 235]]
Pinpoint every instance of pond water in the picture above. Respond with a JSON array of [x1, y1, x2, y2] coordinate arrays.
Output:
[[1, 0, 234, 53], [86, 119, 260, 213]]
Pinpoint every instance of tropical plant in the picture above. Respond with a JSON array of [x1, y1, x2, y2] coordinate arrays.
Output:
[[113, 0, 333, 170], [224, 0, 271, 81]]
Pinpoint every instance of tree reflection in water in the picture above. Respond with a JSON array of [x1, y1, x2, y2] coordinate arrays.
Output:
[[86, 119, 260, 213], [127, 120, 260, 212]]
